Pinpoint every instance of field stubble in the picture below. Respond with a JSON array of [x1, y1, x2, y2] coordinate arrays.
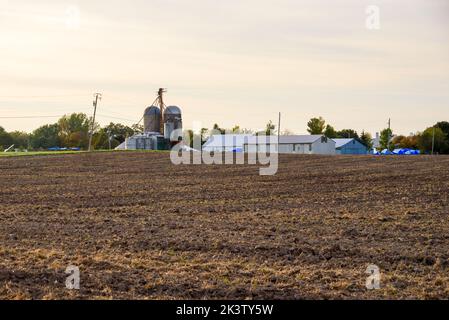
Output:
[[0, 152, 448, 299]]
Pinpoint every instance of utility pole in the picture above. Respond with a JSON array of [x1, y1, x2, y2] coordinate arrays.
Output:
[[107, 130, 112, 150], [278, 112, 281, 140], [387, 118, 391, 150], [158, 88, 166, 135], [276, 112, 281, 153], [88, 93, 102, 152], [431, 126, 435, 155]]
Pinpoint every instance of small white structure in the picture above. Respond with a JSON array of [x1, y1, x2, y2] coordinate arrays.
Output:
[[202, 134, 253, 152], [372, 132, 381, 149], [244, 135, 336, 155], [115, 132, 165, 150]]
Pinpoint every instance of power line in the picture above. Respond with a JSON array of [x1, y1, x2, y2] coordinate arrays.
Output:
[[0, 94, 91, 99], [0, 113, 140, 123], [0, 115, 62, 119], [96, 114, 139, 123]]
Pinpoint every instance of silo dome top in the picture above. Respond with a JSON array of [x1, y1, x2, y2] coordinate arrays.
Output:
[[144, 106, 161, 116], [164, 105, 181, 116]]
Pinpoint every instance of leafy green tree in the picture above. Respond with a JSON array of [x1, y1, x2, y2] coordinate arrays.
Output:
[[324, 124, 337, 138], [103, 122, 135, 143], [265, 120, 276, 135], [0, 126, 13, 150], [92, 128, 120, 150], [200, 128, 209, 145], [212, 123, 225, 134], [231, 125, 241, 133], [9, 131, 30, 150], [337, 129, 359, 139], [379, 128, 393, 150], [392, 135, 419, 149], [57, 113, 95, 149], [307, 117, 325, 134], [131, 123, 144, 134], [435, 121, 449, 137], [418, 127, 448, 154], [360, 131, 373, 150], [434, 121, 449, 153], [30, 124, 60, 149]]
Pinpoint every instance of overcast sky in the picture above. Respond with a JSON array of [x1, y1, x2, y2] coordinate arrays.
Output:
[[0, 0, 448, 135]]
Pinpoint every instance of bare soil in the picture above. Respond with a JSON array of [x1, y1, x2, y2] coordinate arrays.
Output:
[[0, 152, 448, 299]]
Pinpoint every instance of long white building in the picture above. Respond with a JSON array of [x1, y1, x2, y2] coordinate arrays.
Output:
[[244, 135, 336, 155], [202, 134, 253, 152]]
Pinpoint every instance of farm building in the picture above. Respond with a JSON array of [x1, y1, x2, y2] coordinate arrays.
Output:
[[333, 138, 368, 155], [244, 135, 336, 155], [115, 89, 183, 151], [202, 134, 253, 152]]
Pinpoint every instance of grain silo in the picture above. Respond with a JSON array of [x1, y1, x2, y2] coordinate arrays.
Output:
[[115, 88, 183, 151], [143, 106, 161, 133], [163, 106, 182, 141]]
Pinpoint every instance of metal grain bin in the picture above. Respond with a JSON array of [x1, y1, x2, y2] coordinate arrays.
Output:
[[163, 106, 182, 141], [143, 106, 161, 133]]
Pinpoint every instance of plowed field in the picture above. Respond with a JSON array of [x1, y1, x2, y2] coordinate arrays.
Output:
[[1, 152, 448, 299]]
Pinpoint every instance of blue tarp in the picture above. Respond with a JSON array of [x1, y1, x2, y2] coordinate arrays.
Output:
[[393, 148, 420, 155], [375, 148, 420, 155]]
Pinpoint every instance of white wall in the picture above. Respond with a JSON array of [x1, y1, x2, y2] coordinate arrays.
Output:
[[244, 139, 335, 155], [279, 144, 293, 153], [203, 146, 240, 152], [245, 145, 257, 153], [311, 139, 336, 155]]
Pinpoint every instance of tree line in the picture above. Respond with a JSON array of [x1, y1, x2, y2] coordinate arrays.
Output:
[[2, 114, 448, 154], [306, 116, 449, 154], [0, 113, 143, 151]]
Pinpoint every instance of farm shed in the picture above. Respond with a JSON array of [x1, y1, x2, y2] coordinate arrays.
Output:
[[202, 134, 253, 152], [333, 138, 368, 155], [244, 135, 336, 155]]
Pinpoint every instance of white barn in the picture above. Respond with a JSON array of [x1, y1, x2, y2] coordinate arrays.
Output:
[[202, 134, 253, 152], [244, 135, 336, 155]]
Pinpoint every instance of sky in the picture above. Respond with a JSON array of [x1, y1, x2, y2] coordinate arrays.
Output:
[[0, 0, 448, 135]]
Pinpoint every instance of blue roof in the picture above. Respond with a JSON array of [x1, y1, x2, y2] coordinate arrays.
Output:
[[332, 138, 355, 148]]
